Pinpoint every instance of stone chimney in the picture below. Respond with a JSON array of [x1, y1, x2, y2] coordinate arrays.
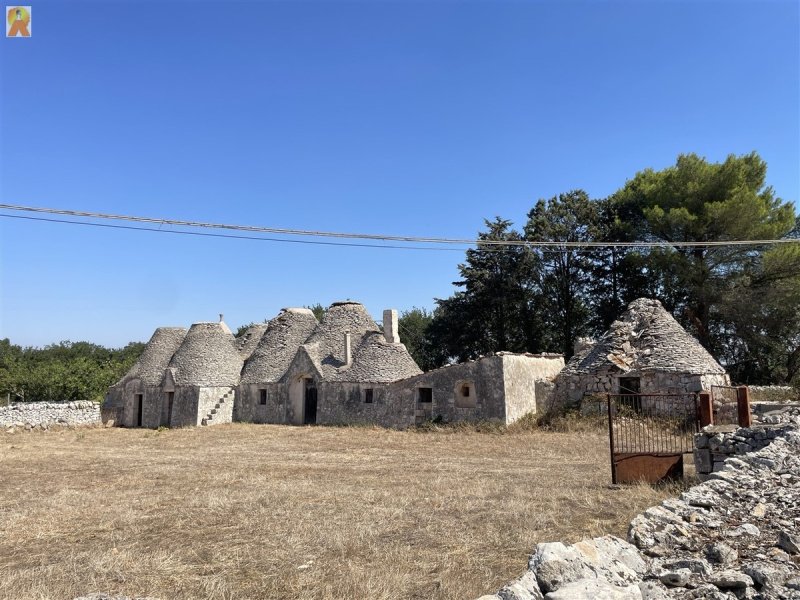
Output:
[[383, 309, 399, 344], [344, 331, 352, 366]]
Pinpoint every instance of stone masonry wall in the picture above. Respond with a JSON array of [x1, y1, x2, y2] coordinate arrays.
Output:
[[480, 407, 800, 599], [693, 406, 800, 480], [1, 401, 100, 430]]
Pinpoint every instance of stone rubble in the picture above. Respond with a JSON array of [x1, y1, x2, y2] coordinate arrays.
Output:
[[0, 401, 100, 431], [480, 407, 800, 600]]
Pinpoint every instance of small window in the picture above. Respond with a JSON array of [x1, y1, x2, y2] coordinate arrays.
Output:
[[364, 388, 374, 404], [259, 389, 267, 405], [455, 381, 477, 408], [418, 387, 432, 403]]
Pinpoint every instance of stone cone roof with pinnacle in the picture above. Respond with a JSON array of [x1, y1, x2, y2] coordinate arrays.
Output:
[[562, 298, 726, 376]]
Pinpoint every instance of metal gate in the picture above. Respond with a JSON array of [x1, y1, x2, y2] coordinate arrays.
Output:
[[607, 393, 700, 484], [710, 385, 741, 425]]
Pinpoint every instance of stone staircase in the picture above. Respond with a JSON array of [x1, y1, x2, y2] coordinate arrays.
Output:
[[201, 389, 235, 426]]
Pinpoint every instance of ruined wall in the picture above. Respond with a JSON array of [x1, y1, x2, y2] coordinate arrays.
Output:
[[551, 370, 730, 415], [502, 355, 563, 424], [386, 357, 508, 425], [235, 383, 286, 424], [119, 381, 164, 428], [167, 386, 200, 428], [316, 382, 412, 428], [694, 405, 800, 480]]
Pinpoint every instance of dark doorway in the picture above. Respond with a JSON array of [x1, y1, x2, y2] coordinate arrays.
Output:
[[135, 394, 144, 427], [619, 377, 641, 413], [304, 379, 317, 425], [166, 391, 174, 426]]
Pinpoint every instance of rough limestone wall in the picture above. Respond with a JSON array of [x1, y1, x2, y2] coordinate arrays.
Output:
[[502, 356, 560, 424], [386, 357, 507, 424], [1, 401, 100, 430], [316, 382, 411, 428], [749, 386, 800, 403], [552, 370, 728, 416], [694, 423, 796, 481], [479, 411, 800, 600], [197, 386, 235, 426], [235, 383, 286, 424], [168, 386, 200, 428]]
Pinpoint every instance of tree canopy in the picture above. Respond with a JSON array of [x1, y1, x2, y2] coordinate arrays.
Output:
[[418, 152, 799, 387]]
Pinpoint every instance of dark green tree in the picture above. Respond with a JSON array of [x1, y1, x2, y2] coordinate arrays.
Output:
[[524, 190, 599, 357], [397, 307, 447, 371], [612, 152, 797, 353], [428, 218, 542, 363]]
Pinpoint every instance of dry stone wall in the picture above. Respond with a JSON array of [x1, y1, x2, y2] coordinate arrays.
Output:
[[694, 406, 800, 479], [480, 408, 800, 599], [1, 401, 100, 430]]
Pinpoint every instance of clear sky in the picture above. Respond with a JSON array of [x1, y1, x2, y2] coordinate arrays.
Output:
[[1, 0, 798, 348]]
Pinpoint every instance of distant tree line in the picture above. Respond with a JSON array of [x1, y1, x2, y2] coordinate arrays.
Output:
[[0, 339, 145, 403], [400, 152, 800, 387]]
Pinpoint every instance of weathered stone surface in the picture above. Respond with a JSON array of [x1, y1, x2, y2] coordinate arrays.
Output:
[[709, 569, 754, 589], [706, 542, 737, 565], [778, 530, 800, 555], [658, 569, 690, 587], [542, 579, 642, 600], [498, 570, 544, 600], [637, 581, 669, 600], [0, 401, 99, 429], [529, 542, 591, 593]]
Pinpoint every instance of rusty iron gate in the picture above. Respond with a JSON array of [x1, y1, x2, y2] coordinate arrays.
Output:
[[710, 385, 744, 425], [607, 393, 700, 484]]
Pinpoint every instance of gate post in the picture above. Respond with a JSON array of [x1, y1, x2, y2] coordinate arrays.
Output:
[[607, 394, 617, 485], [737, 386, 752, 428], [698, 392, 713, 427]]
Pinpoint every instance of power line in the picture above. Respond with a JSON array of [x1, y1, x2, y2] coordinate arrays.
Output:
[[1, 203, 798, 249], [0, 214, 468, 251]]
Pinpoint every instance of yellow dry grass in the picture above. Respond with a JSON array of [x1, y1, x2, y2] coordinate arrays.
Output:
[[0, 424, 675, 600]]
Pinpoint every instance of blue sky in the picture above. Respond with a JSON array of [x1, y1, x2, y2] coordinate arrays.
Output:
[[1, 0, 798, 348]]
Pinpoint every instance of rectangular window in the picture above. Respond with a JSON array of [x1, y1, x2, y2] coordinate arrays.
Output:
[[364, 388, 374, 404], [259, 389, 267, 405], [418, 387, 433, 403]]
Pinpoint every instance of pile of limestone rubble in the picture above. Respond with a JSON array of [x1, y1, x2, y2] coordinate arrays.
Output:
[[480, 412, 800, 599]]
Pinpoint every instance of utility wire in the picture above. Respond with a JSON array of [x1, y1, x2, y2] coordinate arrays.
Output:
[[0, 214, 468, 251], [1, 203, 798, 249]]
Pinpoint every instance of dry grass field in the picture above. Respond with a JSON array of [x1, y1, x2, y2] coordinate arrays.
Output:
[[0, 423, 676, 600]]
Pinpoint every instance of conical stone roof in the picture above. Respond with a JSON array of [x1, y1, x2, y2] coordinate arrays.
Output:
[[236, 322, 269, 360], [240, 308, 319, 384], [113, 327, 187, 387], [168, 322, 243, 386], [303, 301, 381, 378], [330, 331, 423, 382], [563, 298, 726, 376]]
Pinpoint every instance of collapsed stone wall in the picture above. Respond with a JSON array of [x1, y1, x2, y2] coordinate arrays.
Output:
[[1, 401, 100, 430], [694, 406, 800, 479], [479, 409, 800, 599]]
